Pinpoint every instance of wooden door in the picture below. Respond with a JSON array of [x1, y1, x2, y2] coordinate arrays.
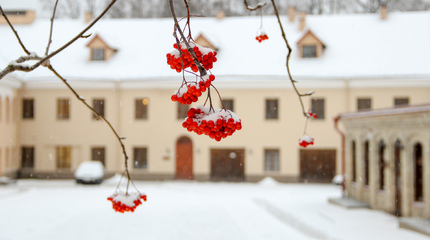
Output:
[[394, 140, 402, 216], [210, 149, 245, 181], [176, 137, 193, 179], [300, 149, 336, 183]]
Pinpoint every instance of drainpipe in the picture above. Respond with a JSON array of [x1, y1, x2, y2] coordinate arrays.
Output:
[[334, 115, 346, 197]]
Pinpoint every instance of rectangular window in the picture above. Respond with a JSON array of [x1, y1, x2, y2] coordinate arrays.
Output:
[[56, 146, 71, 169], [133, 147, 147, 169], [265, 149, 280, 171], [57, 98, 70, 120], [91, 48, 105, 61], [92, 99, 105, 119], [91, 147, 105, 165], [222, 99, 234, 112], [177, 102, 189, 119], [21, 146, 34, 168], [135, 98, 149, 119], [394, 97, 409, 107], [303, 45, 317, 58], [357, 98, 371, 111], [311, 98, 325, 119], [266, 99, 278, 119], [22, 99, 34, 119]]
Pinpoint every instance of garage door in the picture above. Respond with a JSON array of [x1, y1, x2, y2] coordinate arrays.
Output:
[[210, 149, 245, 181], [300, 149, 336, 183]]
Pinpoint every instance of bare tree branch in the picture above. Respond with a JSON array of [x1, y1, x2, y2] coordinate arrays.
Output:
[[0, 0, 118, 81], [0, 5, 31, 55], [45, 0, 60, 56], [47, 64, 129, 166]]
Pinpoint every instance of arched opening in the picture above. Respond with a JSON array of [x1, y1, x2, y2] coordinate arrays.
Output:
[[394, 140, 402, 216], [175, 136, 193, 180], [378, 140, 385, 190], [352, 140, 357, 182], [364, 140, 370, 186], [414, 143, 423, 202]]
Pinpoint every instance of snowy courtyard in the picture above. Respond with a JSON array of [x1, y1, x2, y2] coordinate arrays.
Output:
[[0, 177, 428, 240]]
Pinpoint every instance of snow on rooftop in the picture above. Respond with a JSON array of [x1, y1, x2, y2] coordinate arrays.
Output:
[[0, 0, 40, 11], [0, 12, 429, 83]]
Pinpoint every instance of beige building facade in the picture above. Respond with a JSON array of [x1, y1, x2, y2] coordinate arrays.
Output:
[[339, 105, 430, 218], [0, 5, 429, 184]]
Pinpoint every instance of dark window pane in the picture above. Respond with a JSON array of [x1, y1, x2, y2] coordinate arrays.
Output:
[[91, 48, 105, 61], [57, 99, 70, 120], [357, 98, 371, 111], [93, 99, 105, 119], [222, 99, 234, 112], [92, 147, 105, 165], [265, 149, 280, 171], [135, 98, 149, 119], [303, 45, 317, 58], [21, 146, 34, 168], [177, 102, 189, 119], [311, 98, 325, 119], [134, 147, 147, 169], [394, 98, 409, 107], [266, 99, 278, 119], [22, 99, 34, 119]]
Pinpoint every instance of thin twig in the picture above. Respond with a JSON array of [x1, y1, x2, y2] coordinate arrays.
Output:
[[0, 4, 31, 55], [45, 0, 60, 56], [244, 0, 309, 117], [169, 0, 207, 77], [47, 64, 129, 167]]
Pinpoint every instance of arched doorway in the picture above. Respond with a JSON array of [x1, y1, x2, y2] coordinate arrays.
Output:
[[175, 136, 193, 180], [414, 143, 423, 202], [394, 140, 402, 216]]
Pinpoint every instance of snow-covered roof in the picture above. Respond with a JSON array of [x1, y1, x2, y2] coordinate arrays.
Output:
[[0, 0, 40, 11], [0, 11, 429, 83], [338, 103, 430, 120]]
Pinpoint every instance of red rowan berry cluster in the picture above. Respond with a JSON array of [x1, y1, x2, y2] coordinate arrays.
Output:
[[255, 33, 269, 42], [299, 135, 314, 148], [166, 42, 217, 73], [307, 111, 317, 119], [182, 105, 242, 141], [107, 191, 147, 213], [171, 74, 215, 104]]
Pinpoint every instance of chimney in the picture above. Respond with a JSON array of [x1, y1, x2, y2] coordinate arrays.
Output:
[[216, 10, 225, 20], [380, 2, 387, 20], [84, 11, 93, 23], [288, 6, 296, 23], [299, 11, 306, 31]]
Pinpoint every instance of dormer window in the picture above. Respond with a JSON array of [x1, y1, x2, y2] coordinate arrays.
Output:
[[194, 33, 218, 51], [91, 48, 105, 61], [302, 45, 317, 58], [86, 34, 117, 61], [297, 30, 325, 58]]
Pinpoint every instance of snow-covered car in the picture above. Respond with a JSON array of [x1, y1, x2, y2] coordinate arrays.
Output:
[[74, 161, 106, 184]]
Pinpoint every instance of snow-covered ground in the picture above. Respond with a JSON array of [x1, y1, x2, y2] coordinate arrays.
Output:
[[0, 177, 428, 240]]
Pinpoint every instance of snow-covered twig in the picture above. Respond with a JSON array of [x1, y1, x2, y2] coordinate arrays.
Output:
[[0, 0, 118, 81]]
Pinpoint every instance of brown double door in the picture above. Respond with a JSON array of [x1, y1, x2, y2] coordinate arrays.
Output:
[[300, 149, 336, 183], [210, 149, 245, 181], [176, 137, 193, 180]]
